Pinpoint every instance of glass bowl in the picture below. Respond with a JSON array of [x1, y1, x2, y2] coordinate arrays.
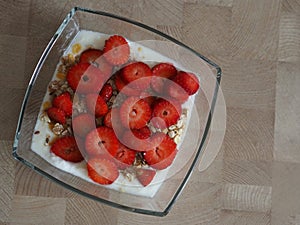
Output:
[[13, 7, 222, 216]]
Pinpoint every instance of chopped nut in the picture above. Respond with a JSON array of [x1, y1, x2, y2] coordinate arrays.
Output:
[[58, 80, 65, 85], [174, 135, 180, 144], [168, 130, 176, 138], [134, 152, 147, 167], [109, 95, 116, 104], [177, 128, 183, 135], [176, 119, 183, 128], [149, 125, 157, 133], [48, 80, 59, 93], [40, 112, 51, 123], [169, 125, 176, 130], [52, 123, 64, 136], [72, 95, 87, 115], [162, 128, 168, 134], [61, 129, 69, 136]]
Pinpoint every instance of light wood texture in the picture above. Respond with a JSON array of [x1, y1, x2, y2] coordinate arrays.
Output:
[[1, 0, 300, 224]]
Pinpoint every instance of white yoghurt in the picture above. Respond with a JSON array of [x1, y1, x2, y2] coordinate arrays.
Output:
[[31, 30, 196, 198]]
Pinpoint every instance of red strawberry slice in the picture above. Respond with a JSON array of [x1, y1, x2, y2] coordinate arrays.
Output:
[[85, 94, 108, 117], [171, 71, 200, 95], [152, 98, 182, 129], [50, 136, 84, 162], [103, 35, 130, 65], [166, 80, 189, 103], [133, 126, 151, 139], [122, 127, 152, 151], [72, 113, 95, 138], [87, 157, 119, 185], [66, 63, 105, 94], [47, 107, 66, 124], [136, 168, 156, 187], [150, 147, 177, 170], [120, 97, 152, 129], [79, 49, 102, 64], [80, 49, 113, 77], [115, 73, 142, 96], [103, 109, 113, 128], [85, 126, 119, 157], [140, 92, 156, 107], [100, 84, 113, 102], [114, 143, 136, 169], [120, 62, 152, 90], [144, 133, 177, 170], [103, 108, 123, 130], [109, 108, 127, 139], [52, 92, 73, 117], [151, 63, 177, 93]]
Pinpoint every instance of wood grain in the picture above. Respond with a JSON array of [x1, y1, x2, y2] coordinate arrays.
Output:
[[1, 0, 300, 224], [0, 0, 31, 36], [278, 13, 300, 62], [222, 183, 272, 212], [9, 196, 66, 225], [222, 160, 272, 186], [221, 59, 276, 110], [274, 62, 300, 163], [0, 35, 27, 89], [224, 107, 274, 161], [230, 0, 281, 61], [65, 198, 119, 225], [220, 210, 271, 225]]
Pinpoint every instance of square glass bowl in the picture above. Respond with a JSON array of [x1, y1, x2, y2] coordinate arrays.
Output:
[[13, 7, 222, 216]]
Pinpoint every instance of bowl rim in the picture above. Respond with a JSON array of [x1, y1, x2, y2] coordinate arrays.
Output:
[[12, 6, 222, 217]]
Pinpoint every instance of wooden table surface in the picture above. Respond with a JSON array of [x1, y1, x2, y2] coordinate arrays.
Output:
[[1, 0, 300, 224]]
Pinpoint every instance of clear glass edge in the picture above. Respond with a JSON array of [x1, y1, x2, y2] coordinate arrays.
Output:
[[12, 6, 222, 217]]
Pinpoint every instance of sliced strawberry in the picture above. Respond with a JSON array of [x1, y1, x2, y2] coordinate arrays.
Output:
[[133, 126, 151, 139], [52, 92, 73, 117], [50, 136, 84, 162], [79, 49, 103, 64], [85, 126, 119, 157], [171, 71, 200, 95], [103, 35, 130, 65], [110, 107, 127, 139], [152, 98, 182, 129], [166, 80, 189, 103], [136, 168, 156, 187], [151, 63, 177, 93], [114, 143, 136, 169], [103, 109, 113, 128], [140, 92, 156, 107], [120, 62, 152, 90], [66, 63, 105, 94], [94, 56, 113, 78], [87, 157, 119, 185], [122, 127, 152, 151], [120, 97, 152, 129], [85, 94, 108, 117], [115, 73, 142, 96], [47, 107, 66, 124], [143, 133, 177, 170], [100, 84, 113, 102], [150, 147, 177, 170], [79, 49, 113, 78], [72, 113, 95, 138]]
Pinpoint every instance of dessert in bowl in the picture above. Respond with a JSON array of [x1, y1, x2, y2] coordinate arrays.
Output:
[[13, 7, 222, 216]]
